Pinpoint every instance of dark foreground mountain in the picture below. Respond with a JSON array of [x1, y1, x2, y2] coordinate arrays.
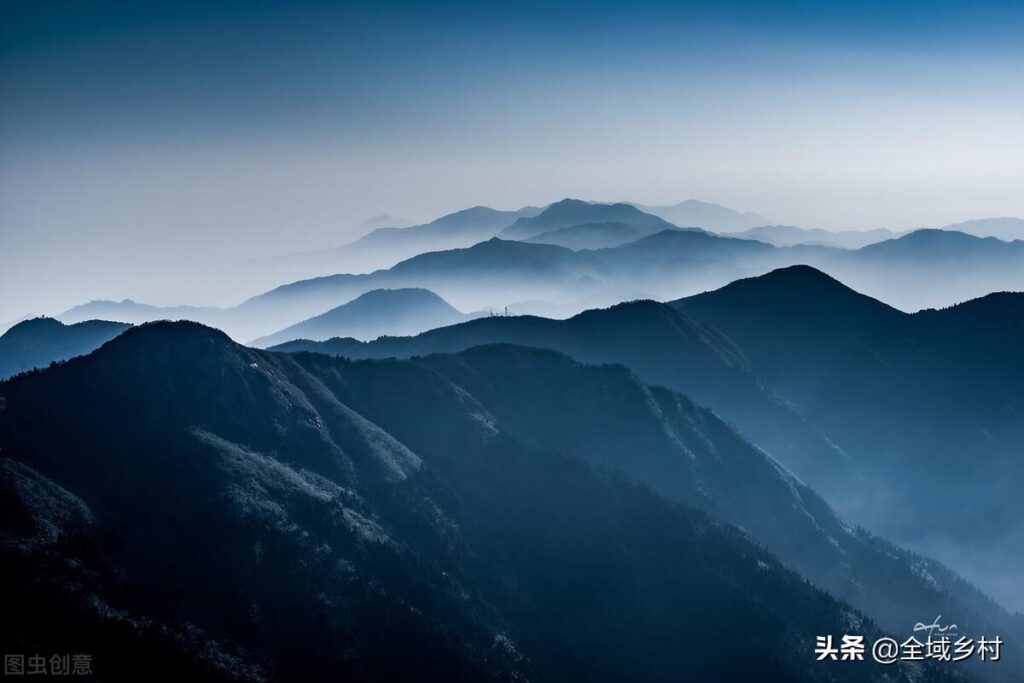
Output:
[[674, 265, 1024, 611], [250, 288, 470, 348], [0, 317, 131, 380], [1, 321, 975, 682]]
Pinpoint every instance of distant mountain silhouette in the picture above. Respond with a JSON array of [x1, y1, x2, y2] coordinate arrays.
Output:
[[852, 228, 1024, 262], [54, 225, 1024, 343], [251, 288, 470, 347], [727, 225, 901, 249], [525, 221, 650, 249], [262, 204, 543, 276], [580, 229, 778, 295], [747, 217, 1024, 249], [0, 317, 131, 379], [364, 205, 540, 241], [55, 238, 621, 341], [741, 218, 1024, 248], [499, 198, 671, 240], [632, 199, 771, 232], [59, 227, 780, 340], [596, 227, 771, 262], [2, 320, 973, 681], [816, 230, 1024, 309], [59, 299, 220, 326], [939, 217, 1024, 242], [359, 214, 411, 230], [228, 238, 619, 338]]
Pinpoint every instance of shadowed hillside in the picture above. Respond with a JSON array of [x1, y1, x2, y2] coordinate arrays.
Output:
[[1, 321, 977, 681]]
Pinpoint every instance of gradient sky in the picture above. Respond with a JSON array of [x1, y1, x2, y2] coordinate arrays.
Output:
[[2, 0, 1023, 320]]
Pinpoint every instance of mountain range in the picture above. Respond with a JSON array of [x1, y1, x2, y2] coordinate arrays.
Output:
[[817, 229, 1024, 309], [51, 200, 1024, 344], [726, 225, 903, 249], [722, 218, 1024, 248], [23, 257, 1024, 615], [2, 321, 982, 681], [273, 265, 1024, 616], [247, 198, 768, 278], [243, 226, 1024, 347]]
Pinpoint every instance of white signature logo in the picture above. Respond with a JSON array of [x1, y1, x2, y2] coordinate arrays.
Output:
[[913, 615, 959, 640]]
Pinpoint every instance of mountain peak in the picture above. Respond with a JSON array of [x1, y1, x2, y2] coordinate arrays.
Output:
[[546, 197, 593, 210], [674, 264, 902, 321], [104, 319, 235, 355], [350, 287, 446, 302], [753, 263, 841, 285], [882, 228, 1013, 248], [855, 229, 1021, 262], [902, 228, 982, 242], [434, 205, 502, 223]]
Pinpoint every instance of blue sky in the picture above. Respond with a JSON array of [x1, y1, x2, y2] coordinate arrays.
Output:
[[2, 0, 1023, 319]]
